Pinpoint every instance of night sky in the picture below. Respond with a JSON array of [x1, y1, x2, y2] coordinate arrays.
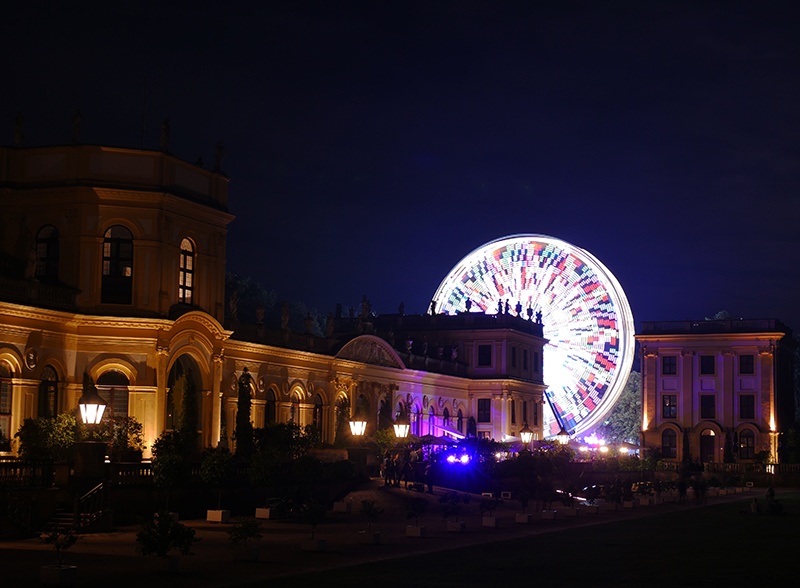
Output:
[[3, 1, 799, 333]]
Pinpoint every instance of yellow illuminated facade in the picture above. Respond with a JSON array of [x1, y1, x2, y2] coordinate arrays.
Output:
[[0, 143, 546, 456], [638, 320, 795, 464]]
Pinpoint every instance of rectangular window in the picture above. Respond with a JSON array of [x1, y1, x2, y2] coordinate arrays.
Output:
[[522, 401, 528, 424], [533, 351, 540, 373], [511, 347, 517, 368], [700, 395, 715, 419], [700, 355, 715, 375], [477, 398, 491, 423], [0, 381, 11, 414], [522, 350, 528, 370], [511, 399, 516, 424], [662, 395, 677, 419], [532, 401, 538, 426], [740, 395, 755, 420], [739, 355, 755, 375], [477, 431, 489, 439], [662, 355, 677, 375], [477, 344, 492, 367]]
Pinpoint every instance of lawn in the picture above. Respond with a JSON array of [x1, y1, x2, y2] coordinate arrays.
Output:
[[265, 493, 798, 588]]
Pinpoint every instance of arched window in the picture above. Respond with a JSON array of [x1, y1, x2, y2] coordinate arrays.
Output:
[[97, 370, 130, 417], [39, 366, 58, 418], [179, 238, 194, 305], [428, 406, 436, 436], [739, 429, 755, 460], [457, 409, 464, 434], [0, 361, 13, 442], [102, 226, 133, 304], [265, 390, 276, 424], [313, 394, 323, 430], [412, 407, 421, 436], [662, 429, 677, 459], [36, 225, 60, 282], [442, 408, 450, 426]]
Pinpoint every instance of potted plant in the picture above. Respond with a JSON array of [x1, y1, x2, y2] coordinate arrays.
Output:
[[39, 527, 79, 586], [105, 416, 145, 462], [151, 431, 190, 518], [440, 491, 469, 532], [136, 511, 199, 573], [295, 496, 329, 551], [358, 499, 383, 544], [228, 517, 262, 561], [480, 496, 503, 527], [200, 447, 234, 523], [515, 491, 533, 523], [405, 496, 428, 537]]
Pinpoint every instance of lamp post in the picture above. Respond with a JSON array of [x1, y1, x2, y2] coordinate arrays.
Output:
[[349, 411, 367, 437], [74, 373, 109, 480], [78, 382, 108, 428], [393, 414, 410, 443], [556, 425, 570, 446], [519, 422, 533, 449]]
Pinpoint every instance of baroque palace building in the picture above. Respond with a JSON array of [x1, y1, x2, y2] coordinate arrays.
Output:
[[0, 141, 547, 457], [637, 319, 795, 464]]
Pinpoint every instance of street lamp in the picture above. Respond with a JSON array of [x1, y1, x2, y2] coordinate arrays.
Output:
[[78, 374, 107, 426], [349, 409, 367, 437], [556, 425, 570, 446], [393, 413, 410, 441], [519, 422, 533, 446]]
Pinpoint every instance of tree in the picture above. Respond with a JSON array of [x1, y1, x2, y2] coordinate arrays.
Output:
[[179, 368, 199, 454], [595, 371, 642, 443], [15, 413, 80, 461], [334, 397, 351, 447], [378, 400, 394, 430], [235, 367, 254, 457]]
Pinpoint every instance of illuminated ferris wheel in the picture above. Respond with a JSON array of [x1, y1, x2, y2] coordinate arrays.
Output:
[[431, 234, 634, 439]]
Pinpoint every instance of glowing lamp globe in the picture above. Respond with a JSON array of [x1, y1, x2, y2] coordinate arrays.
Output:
[[519, 423, 533, 445], [556, 427, 570, 446], [78, 388, 107, 425], [349, 415, 367, 436], [393, 415, 410, 439]]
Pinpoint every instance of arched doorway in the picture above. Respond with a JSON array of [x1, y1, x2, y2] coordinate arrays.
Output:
[[700, 429, 716, 463], [97, 370, 129, 416], [312, 394, 323, 431], [265, 389, 277, 425], [166, 355, 203, 434]]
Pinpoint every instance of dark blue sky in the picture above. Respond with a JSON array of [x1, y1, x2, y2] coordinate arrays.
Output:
[[3, 1, 799, 331]]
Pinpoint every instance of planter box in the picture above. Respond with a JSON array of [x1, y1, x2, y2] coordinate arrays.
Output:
[[482, 516, 499, 527], [255, 507, 274, 520], [636, 498, 650, 507], [623, 501, 635, 509], [406, 525, 426, 538], [744, 486, 752, 493], [582, 505, 599, 514], [707, 489, 718, 497], [447, 521, 466, 532], [735, 487, 743, 494], [40, 565, 78, 586], [559, 508, 578, 517], [301, 538, 326, 552], [515, 513, 533, 524], [333, 502, 351, 513], [665, 494, 677, 503], [541, 511, 559, 520], [233, 545, 260, 561], [652, 497, 663, 506], [358, 530, 381, 544], [207, 509, 231, 523], [602, 502, 619, 511]]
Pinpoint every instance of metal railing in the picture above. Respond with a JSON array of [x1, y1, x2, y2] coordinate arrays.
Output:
[[0, 458, 54, 487], [74, 482, 108, 529]]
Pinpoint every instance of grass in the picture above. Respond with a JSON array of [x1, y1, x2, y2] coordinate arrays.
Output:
[[266, 493, 798, 588]]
